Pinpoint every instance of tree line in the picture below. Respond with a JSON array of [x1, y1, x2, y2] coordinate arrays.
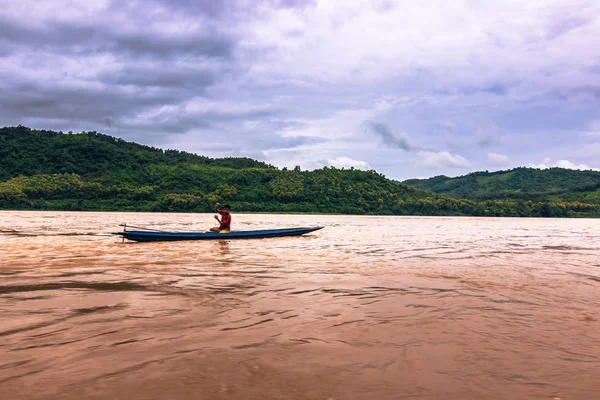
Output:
[[1, 172, 598, 217]]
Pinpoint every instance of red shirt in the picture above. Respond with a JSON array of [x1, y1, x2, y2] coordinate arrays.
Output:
[[217, 210, 231, 230]]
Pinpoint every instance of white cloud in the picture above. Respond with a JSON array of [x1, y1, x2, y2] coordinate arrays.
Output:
[[261, 140, 373, 171], [245, 0, 600, 88], [528, 157, 554, 169], [556, 159, 597, 171], [529, 158, 599, 171], [417, 151, 471, 169], [275, 101, 393, 140], [325, 157, 371, 170], [488, 152, 510, 166]]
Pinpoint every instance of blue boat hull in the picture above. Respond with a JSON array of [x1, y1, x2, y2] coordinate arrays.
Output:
[[115, 227, 324, 242]]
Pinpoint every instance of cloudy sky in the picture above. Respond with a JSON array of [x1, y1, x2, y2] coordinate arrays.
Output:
[[1, 0, 599, 179]]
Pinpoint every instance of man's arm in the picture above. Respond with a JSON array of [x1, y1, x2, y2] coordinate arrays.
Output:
[[214, 202, 220, 213]]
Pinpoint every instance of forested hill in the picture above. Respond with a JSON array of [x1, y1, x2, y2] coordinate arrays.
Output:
[[0, 126, 436, 215], [0, 125, 272, 182], [1, 126, 599, 217], [404, 168, 600, 204]]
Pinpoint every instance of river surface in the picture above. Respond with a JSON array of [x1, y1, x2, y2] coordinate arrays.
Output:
[[0, 211, 599, 400]]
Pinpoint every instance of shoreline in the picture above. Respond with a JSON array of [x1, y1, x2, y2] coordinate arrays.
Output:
[[1, 208, 599, 219]]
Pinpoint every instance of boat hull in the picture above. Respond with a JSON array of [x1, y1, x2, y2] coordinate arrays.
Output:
[[115, 227, 324, 242]]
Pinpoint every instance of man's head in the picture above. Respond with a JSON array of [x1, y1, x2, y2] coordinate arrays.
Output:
[[223, 204, 231, 214]]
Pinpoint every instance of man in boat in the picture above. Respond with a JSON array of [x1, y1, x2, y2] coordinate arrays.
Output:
[[210, 202, 231, 233]]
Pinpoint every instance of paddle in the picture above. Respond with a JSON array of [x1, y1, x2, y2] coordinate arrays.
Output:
[[214, 201, 221, 224], [211, 202, 224, 231], [119, 223, 174, 233]]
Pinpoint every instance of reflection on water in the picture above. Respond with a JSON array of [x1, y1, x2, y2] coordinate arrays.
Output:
[[1, 211, 599, 400]]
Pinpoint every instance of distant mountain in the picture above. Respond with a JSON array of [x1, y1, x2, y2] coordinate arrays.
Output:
[[1, 126, 598, 217], [403, 168, 600, 204]]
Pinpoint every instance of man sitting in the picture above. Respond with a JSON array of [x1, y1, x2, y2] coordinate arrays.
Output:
[[210, 202, 231, 233]]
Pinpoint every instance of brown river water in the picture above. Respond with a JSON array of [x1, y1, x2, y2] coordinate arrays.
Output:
[[0, 211, 599, 400]]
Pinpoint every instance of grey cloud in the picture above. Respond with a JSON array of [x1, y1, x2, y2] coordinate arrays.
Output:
[[144, 0, 315, 19], [110, 30, 233, 60], [122, 114, 213, 134], [372, 0, 396, 13], [474, 127, 503, 148], [443, 122, 455, 134], [0, 77, 176, 121], [0, 57, 240, 142], [553, 85, 600, 100], [524, 85, 600, 105], [274, 0, 316, 8], [139, 0, 230, 18], [255, 135, 325, 151], [457, 83, 508, 96], [160, 121, 325, 159], [101, 66, 220, 89], [193, 108, 278, 126], [114, 104, 279, 135], [0, 78, 208, 146], [0, 0, 320, 149], [366, 122, 412, 151], [0, 1, 247, 143], [1, 93, 280, 146], [476, 134, 494, 148], [546, 15, 590, 40], [482, 83, 507, 96], [0, 15, 235, 60]]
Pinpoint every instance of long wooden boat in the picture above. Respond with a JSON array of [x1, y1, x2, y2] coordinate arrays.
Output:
[[114, 226, 324, 242]]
